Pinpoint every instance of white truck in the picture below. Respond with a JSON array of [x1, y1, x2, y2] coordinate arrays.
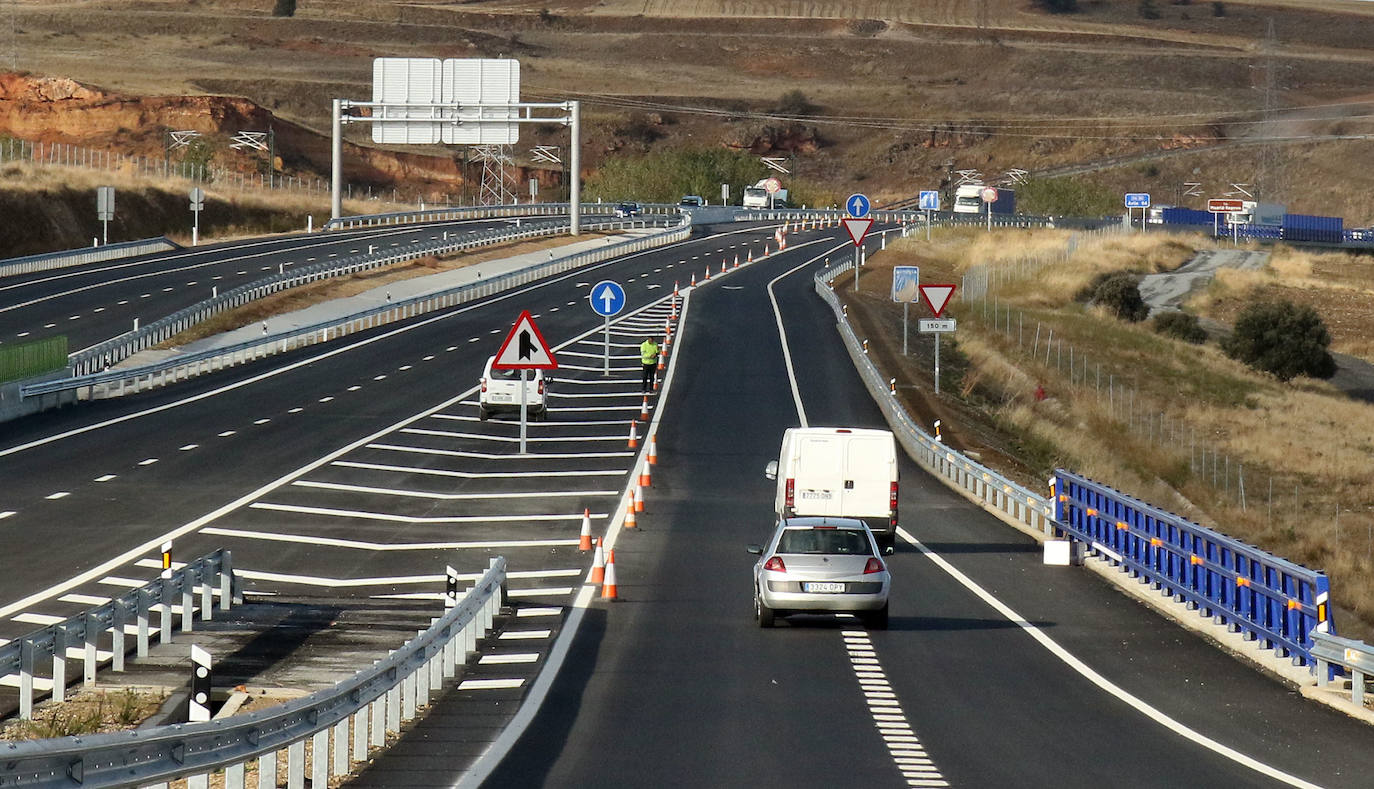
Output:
[[742, 179, 788, 209], [765, 427, 899, 554], [953, 183, 1015, 215]]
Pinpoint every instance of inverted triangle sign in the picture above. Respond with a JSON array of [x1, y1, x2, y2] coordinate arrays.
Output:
[[842, 217, 873, 247], [492, 310, 559, 370], [919, 284, 957, 318]]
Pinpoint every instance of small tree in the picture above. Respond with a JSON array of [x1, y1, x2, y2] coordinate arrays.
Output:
[[1092, 274, 1149, 322], [1152, 311, 1207, 343], [1222, 301, 1337, 381], [1138, 0, 1162, 19], [776, 89, 819, 117], [272, 0, 296, 17]]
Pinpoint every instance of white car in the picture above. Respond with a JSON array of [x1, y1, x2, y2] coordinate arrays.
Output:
[[478, 355, 548, 421], [748, 517, 890, 629]]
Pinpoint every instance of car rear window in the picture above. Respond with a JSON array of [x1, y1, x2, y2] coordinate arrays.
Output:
[[777, 528, 871, 555]]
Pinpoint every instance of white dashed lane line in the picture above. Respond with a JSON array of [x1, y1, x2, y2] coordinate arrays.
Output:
[[137, 458, 158, 466], [347, 385, 362, 392], [179, 444, 198, 451], [94, 475, 116, 483], [842, 630, 949, 787], [253, 419, 270, 425], [45, 492, 70, 500], [218, 431, 236, 437], [0, 512, 15, 520], [288, 407, 304, 414]]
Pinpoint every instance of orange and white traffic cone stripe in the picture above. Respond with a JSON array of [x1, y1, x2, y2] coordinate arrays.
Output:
[[639, 396, 650, 422], [704, 265, 711, 280], [634, 482, 645, 513], [579, 508, 592, 551], [624, 501, 637, 529], [591, 538, 605, 584], [628, 422, 639, 448], [721, 260, 727, 275], [657, 348, 666, 371], [747, 250, 753, 264], [648, 433, 659, 465], [674, 281, 680, 298], [639, 458, 652, 487], [690, 273, 696, 287], [602, 552, 618, 600], [733, 254, 740, 269]]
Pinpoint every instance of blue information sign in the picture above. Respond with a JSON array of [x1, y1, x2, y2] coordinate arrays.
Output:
[[589, 280, 626, 317], [1124, 193, 1151, 209], [918, 191, 940, 211], [891, 266, 920, 303], [846, 193, 871, 218]]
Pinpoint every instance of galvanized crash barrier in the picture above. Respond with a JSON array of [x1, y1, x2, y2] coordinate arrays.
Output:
[[0, 550, 235, 721], [1054, 469, 1334, 667], [324, 202, 680, 231], [1311, 632, 1374, 704], [0, 558, 506, 789], [21, 216, 690, 404], [814, 262, 1057, 537], [0, 237, 178, 280]]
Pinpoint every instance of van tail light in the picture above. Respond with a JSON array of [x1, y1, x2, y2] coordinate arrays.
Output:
[[480, 377, 487, 393], [785, 479, 795, 510], [537, 378, 545, 395], [889, 481, 899, 527], [864, 558, 885, 574], [763, 557, 786, 572]]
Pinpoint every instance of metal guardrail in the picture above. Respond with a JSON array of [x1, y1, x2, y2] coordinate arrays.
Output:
[[0, 558, 506, 789], [65, 216, 673, 377], [22, 216, 691, 402], [1311, 631, 1374, 704], [0, 238, 178, 280], [814, 262, 1057, 537], [1, 550, 235, 721], [1054, 469, 1333, 667], [324, 202, 681, 231]]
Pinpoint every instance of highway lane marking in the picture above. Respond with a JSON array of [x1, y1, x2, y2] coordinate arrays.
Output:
[[897, 526, 1324, 788], [367, 443, 633, 460], [347, 385, 362, 391], [432, 415, 637, 427], [45, 492, 70, 500], [179, 444, 198, 451], [516, 607, 561, 617], [14, 613, 63, 625], [137, 458, 158, 466], [480, 654, 539, 665], [372, 588, 574, 601], [218, 431, 236, 437], [842, 630, 947, 787], [291, 480, 619, 500], [400, 428, 629, 443], [499, 630, 551, 640], [253, 419, 270, 425], [58, 593, 111, 606], [459, 679, 525, 690], [374, 375, 388, 380], [319, 396, 334, 403], [125, 562, 580, 589], [768, 240, 852, 428], [94, 474, 117, 482], [332, 460, 622, 479], [542, 390, 643, 398], [0, 512, 15, 520], [288, 407, 304, 414], [201, 526, 584, 551], [249, 502, 589, 524]]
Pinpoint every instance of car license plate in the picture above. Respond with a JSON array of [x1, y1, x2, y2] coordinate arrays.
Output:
[[803, 582, 845, 593], [490, 394, 510, 402]]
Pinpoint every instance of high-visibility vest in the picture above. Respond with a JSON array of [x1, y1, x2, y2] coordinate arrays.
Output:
[[641, 341, 658, 365]]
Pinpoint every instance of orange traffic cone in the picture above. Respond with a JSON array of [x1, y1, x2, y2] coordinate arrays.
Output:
[[648, 433, 659, 465], [602, 553, 618, 600], [733, 254, 740, 269], [624, 500, 637, 529], [690, 273, 696, 287], [721, 261, 727, 275], [639, 396, 650, 422], [764, 243, 770, 256], [639, 458, 652, 487], [628, 422, 639, 448], [674, 281, 680, 298], [634, 482, 645, 513], [657, 348, 665, 371], [704, 265, 711, 281], [591, 538, 605, 584], [747, 250, 753, 264], [579, 508, 592, 551]]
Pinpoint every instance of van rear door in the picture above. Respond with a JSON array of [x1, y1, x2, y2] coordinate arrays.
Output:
[[841, 436, 892, 517], [792, 434, 844, 516]]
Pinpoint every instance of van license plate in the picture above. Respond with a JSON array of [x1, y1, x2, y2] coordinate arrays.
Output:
[[490, 394, 510, 402], [803, 582, 845, 593]]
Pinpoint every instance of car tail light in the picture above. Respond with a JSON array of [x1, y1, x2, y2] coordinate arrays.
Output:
[[537, 378, 545, 395], [864, 558, 885, 574], [763, 556, 786, 572], [784, 479, 795, 510], [890, 481, 899, 527], [480, 377, 487, 393]]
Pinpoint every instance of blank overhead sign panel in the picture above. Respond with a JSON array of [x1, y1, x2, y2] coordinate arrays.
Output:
[[370, 58, 520, 146], [372, 58, 443, 145], [443, 59, 521, 145]]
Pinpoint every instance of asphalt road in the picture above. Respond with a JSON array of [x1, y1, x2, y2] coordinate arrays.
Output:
[[0, 217, 587, 353], [483, 239, 1374, 789]]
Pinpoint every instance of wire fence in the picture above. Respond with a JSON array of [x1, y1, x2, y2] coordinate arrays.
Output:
[[0, 335, 67, 384]]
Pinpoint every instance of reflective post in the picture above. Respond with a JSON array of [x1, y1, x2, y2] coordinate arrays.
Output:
[[569, 100, 581, 236], [331, 98, 343, 221], [519, 368, 528, 454]]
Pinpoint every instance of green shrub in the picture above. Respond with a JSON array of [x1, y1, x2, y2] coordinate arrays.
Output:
[[1138, 0, 1162, 19], [775, 89, 819, 117], [272, 0, 296, 17], [585, 147, 766, 203], [1152, 311, 1207, 343], [1017, 177, 1120, 217], [1092, 274, 1149, 322], [1221, 300, 1337, 381]]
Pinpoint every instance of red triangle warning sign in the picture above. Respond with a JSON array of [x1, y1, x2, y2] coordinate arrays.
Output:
[[492, 311, 559, 370], [919, 284, 957, 318], [842, 217, 873, 247]]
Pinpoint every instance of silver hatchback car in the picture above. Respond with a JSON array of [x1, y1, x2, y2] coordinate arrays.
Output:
[[748, 517, 890, 629]]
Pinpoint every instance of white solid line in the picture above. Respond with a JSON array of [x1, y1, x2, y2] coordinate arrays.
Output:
[[401, 428, 629, 444], [14, 613, 63, 625], [367, 443, 633, 460], [769, 242, 851, 427], [200, 526, 584, 551], [59, 593, 111, 606], [480, 653, 540, 664], [516, 607, 562, 617], [292, 479, 618, 501], [897, 526, 1323, 789], [458, 679, 525, 690], [507, 587, 574, 597], [332, 460, 620, 479], [97, 576, 144, 588], [249, 502, 588, 524], [0, 511, 15, 520], [499, 630, 551, 640]]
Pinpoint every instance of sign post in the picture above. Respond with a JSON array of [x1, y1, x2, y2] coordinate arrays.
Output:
[[96, 186, 115, 246], [491, 311, 559, 453], [588, 280, 626, 376], [764, 177, 782, 210], [842, 217, 873, 291], [891, 266, 920, 355], [919, 284, 958, 395], [189, 187, 205, 246], [1207, 198, 1245, 242], [1124, 192, 1150, 232], [980, 186, 998, 233], [918, 190, 939, 241]]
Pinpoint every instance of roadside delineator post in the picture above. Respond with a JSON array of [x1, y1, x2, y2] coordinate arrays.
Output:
[[591, 538, 605, 584], [579, 509, 593, 551], [648, 434, 659, 465], [628, 422, 639, 448], [602, 552, 618, 600]]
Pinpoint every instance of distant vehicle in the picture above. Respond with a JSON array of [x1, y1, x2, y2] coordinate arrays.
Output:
[[478, 355, 548, 422], [747, 516, 891, 629], [1147, 205, 1173, 224], [614, 201, 642, 218], [1225, 200, 1259, 225], [765, 427, 899, 554], [952, 183, 1015, 215], [679, 195, 706, 207], [742, 179, 788, 209]]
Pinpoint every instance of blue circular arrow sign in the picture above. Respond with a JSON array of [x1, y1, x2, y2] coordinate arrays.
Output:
[[589, 280, 627, 317], [846, 193, 871, 218]]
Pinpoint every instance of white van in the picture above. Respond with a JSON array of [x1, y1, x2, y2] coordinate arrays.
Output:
[[765, 427, 899, 554], [478, 355, 548, 421]]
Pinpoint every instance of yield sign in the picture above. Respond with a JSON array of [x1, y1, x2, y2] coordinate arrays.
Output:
[[842, 217, 873, 247], [919, 284, 957, 318], [492, 310, 559, 370]]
